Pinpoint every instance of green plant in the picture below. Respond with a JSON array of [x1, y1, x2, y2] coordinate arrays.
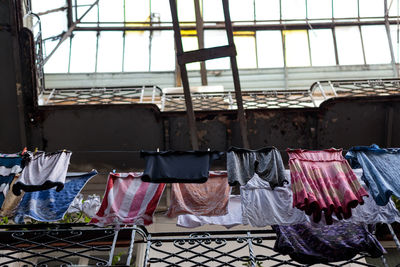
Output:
[[242, 260, 263, 267], [392, 196, 400, 211]]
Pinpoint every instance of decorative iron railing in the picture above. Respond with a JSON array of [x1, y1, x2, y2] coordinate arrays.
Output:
[[0, 224, 395, 267], [39, 78, 400, 112]]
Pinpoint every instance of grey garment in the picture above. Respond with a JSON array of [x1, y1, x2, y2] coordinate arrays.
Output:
[[227, 147, 287, 188]]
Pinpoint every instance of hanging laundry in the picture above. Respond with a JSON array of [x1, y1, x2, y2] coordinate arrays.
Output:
[[350, 169, 400, 224], [241, 169, 400, 227], [14, 170, 97, 224], [227, 147, 287, 187], [0, 174, 24, 217], [13, 150, 72, 195], [141, 150, 223, 183], [90, 172, 165, 226], [346, 144, 400, 206], [272, 221, 385, 264], [241, 171, 308, 227], [82, 194, 101, 218], [167, 171, 230, 217], [177, 195, 242, 229], [288, 148, 368, 224], [0, 153, 23, 207], [67, 193, 101, 218]]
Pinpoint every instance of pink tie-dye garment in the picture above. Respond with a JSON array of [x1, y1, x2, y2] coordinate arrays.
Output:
[[288, 149, 368, 224], [167, 171, 230, 218]]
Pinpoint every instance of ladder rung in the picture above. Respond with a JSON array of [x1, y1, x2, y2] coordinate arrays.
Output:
[[177, 45, 236, 65]]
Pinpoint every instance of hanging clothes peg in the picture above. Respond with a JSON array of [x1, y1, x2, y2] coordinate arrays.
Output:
[[21, 147, 27, 155], [33, 147, 38, 155], [157, 148, 160, 152]]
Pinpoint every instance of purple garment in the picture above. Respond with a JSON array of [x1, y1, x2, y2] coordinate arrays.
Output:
[[272, 222, 385, 264]]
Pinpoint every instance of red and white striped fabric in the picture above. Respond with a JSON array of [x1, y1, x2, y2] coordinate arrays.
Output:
[[90, 172, 165, 226]]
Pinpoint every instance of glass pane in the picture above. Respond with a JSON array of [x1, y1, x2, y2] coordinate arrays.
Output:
[[361, 25, 391, 64], [283, 30, 311, 67], [234, 35, 257, 68], [281, 0, 306, 20], [151, 30, 175, 71], [177, 0, 195, 22], [70, 32, 97, 72], [99, 0, 123, 22], [256, 31, 284, 68], [334, 0, 358, 18], [182, 36, 200, 70], [335, 26, 364, 65], [151, 0, 172, 22], [43, 38, 70, 73], [125, 0, 149, 21], [97, 32, 123, 72], [309, 29, 336, 66], [39, 11, 67, 39], [203, 0, 224, 21], [77, 6, 98, 23], [359, 0, 383, 17], [124, 31, 150, 71], [389, 0, 400, 17], [229, 0, 254, 21], [32, 0, 65, 13], [390, 25, 400, 63], [307, 0, 332, 19], [204, 30, 229, 69], [255, 0, 280, 21]]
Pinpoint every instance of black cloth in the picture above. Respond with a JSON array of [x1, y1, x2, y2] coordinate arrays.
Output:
[[141, 151, 223, 183]]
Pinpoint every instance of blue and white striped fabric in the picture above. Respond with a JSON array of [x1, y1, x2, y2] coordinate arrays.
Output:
[[14, 170, 97, 223], [0, 155, 23, 207]]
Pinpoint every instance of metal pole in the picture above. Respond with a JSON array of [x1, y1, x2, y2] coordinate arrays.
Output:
[[385, 0, 399, 77], [387, 223, 400, 250], [246, 232, 256, 267], [194, 0, 208, 86], [126, 228, 137, 266], [142, 234, 151, 267], [222, 0, 249, 149], [169, 0, 199, 150], [43, 0, 99, 65], [108, 228, 120, 266]]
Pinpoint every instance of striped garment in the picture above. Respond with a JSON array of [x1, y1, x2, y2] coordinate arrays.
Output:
[[287, 149, 368, 224], [90, 172, 165, 226], [0, 154, 23, 208]]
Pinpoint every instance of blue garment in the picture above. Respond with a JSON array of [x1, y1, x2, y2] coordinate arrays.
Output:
[[14, 170, 97, 223], [346, 144, 400, 206], [0, 155, 23, 207]]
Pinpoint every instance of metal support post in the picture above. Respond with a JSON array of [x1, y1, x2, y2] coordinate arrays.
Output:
[[222, 0, 249, 148], [169, 0, 199, 150]]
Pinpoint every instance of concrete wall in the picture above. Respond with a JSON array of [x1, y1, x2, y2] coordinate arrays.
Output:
[[0, 0, 24, 152]]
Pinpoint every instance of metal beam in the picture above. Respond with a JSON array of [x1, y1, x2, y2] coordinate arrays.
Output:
[[169, 0, 199, 150], [178, 45, 236, 65], [74, 19, 400, 32], [222, 0, 249, 149], [194, 0, 208, 86], [384, 0, 399, 77], [43, 0, 99, 65]]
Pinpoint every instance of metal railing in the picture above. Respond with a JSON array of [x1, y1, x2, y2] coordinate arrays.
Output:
[[0, 223, 397, 267], [38, 78, 400, 111]]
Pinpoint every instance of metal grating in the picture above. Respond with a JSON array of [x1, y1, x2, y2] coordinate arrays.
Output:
[[39, 78, 400, 111], [0, 225, 393, 267], [146, 230, 382, 267]]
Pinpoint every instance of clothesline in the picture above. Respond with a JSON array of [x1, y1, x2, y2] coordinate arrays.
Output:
[[1, 145, 400, 265]]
